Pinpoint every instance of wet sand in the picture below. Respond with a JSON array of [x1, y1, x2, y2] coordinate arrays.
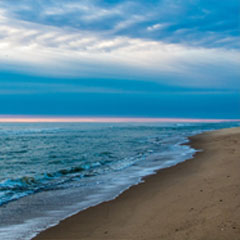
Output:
[[34, 127, 240, 240]]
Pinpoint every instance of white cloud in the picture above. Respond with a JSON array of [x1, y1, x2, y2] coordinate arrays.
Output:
[[147, 23, 169, 31], [43, 1, 120, 21], [0, 6, 239, 89]]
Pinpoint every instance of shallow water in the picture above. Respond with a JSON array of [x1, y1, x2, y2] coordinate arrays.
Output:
[[0, 121, 239, 240]]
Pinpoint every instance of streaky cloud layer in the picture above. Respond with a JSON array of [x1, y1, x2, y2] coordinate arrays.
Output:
[[1, 0, 239, 48], [0, 0, 239, 88], [0, 0, 239, 118]]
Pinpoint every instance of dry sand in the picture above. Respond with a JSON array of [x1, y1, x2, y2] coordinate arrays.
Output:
[[34, 127, 240, 240]]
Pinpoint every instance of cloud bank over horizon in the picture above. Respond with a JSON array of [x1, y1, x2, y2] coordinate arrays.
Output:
[[0, 0, 239, 118]]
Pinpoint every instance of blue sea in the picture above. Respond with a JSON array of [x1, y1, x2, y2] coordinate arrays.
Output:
[[0, 121, 239, 240]]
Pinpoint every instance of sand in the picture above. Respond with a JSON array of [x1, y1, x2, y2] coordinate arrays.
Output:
[[33, 127, 240, 240]]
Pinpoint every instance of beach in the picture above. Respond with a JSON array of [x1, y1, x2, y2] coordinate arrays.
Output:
[[33, 127, 240, 240]]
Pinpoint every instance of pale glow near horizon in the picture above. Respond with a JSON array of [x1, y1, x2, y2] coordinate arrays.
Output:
[[0, 116, 238, 123]]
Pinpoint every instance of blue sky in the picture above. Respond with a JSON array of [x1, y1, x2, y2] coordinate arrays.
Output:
[[0, 0, 239, 118]]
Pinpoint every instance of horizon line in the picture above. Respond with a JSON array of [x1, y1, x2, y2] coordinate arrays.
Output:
[[0, 115, 239, 123]]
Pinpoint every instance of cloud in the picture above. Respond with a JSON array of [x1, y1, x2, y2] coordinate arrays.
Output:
[[147, 23, 170, 31], [0, 0, 239, 91], [1, 0, 239, 48]]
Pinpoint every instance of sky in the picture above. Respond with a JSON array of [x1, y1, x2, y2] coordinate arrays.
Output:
[[0, 0, 239, 119]]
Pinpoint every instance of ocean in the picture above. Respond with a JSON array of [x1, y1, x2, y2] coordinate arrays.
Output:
[[0, 121, 239, 240]]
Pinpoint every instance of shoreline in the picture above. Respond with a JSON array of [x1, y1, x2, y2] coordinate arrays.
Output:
[[33, 127, 240, 240]]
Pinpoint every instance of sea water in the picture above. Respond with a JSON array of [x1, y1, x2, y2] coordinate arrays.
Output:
[[0, 121, 239, 240]]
